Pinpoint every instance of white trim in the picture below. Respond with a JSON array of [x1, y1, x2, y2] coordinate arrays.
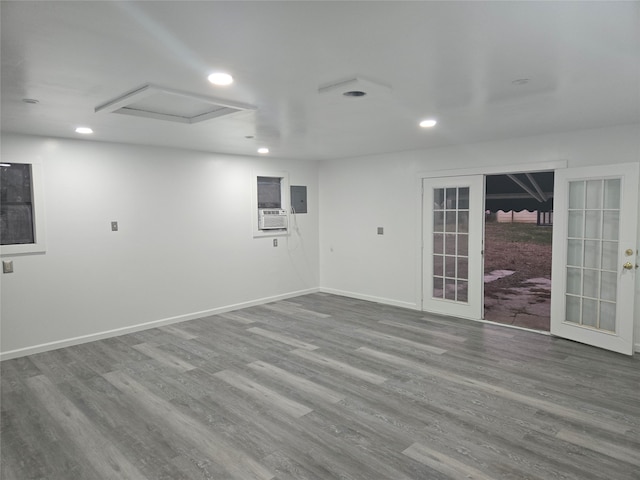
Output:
[[319, 287, 419, 310], [635, 343, 640, 354], [415, 175, 425, 312], [0, 287, 319, 361], [1, 162, 47, 256]]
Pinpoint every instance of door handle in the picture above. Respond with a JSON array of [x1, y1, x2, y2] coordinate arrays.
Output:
[[623, 262, 638, 270]]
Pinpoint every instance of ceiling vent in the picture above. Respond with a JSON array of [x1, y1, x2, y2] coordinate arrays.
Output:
[[318, 75, 392, 99], [95, 84, 256, 124]]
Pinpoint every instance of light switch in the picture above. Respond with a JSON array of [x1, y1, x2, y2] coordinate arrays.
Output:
[[111, 221, 118, 231], [273, 239, 278, 247], [3, 260, 14, 274], [377, 227, 384, 235]]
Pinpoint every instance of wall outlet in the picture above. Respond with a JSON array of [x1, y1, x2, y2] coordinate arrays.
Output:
[[111, 221, 118, 231], [377, 227, 384, 235], [3, 260, 14, 274], [273, 238, 278, 247]]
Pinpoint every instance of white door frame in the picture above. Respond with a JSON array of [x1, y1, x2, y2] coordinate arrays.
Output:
[[416, 160, 568, 313]]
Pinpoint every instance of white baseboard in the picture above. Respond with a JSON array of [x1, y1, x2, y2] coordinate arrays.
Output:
[[0, 287, 320, 361], [319, 287, 418, 311]]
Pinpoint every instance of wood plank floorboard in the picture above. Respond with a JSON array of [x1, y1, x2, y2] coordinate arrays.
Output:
[[2, 293, 639, 479]]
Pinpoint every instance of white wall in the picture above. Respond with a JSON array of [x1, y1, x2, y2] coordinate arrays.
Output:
[[3, 124, 639, 358], [319, 124, 640, 347], [0, 133, 319, 358]]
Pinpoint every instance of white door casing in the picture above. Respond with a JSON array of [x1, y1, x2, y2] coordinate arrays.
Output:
[[550, 163, 639, 355], [422, 175, 484, 320]]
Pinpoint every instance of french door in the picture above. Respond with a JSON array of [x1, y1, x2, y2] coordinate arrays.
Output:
[[422, 175, 484, 319], [550, 163, 639, 355]]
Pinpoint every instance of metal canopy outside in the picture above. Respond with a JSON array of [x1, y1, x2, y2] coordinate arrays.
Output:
[[485, 171, 554, 212]]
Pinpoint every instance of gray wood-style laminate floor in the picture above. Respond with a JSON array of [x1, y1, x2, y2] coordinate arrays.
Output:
[[2, 293, 639, 479]]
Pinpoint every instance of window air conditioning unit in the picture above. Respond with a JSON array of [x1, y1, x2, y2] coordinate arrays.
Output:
[[259, 209, 288, 230]]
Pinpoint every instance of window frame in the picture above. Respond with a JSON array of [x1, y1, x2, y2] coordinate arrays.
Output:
[[1, 161, 47, 256]]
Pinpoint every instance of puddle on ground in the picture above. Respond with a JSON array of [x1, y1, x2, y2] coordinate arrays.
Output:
[[484, 269, 515, 283]]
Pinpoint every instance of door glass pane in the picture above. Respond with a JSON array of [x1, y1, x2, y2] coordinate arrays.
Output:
[[433, 211, 445, 232], [433, 234, 444, 254], [601, 241, 618, 271], [566, 267, 581, 295], [566, 295, 580, 323], [445, 211, 457, 232], [584, 240, 601, 269], [567, 239, 582, 266], [444, 256, 456, 276], [568, 211, 584, 238], [446, 188, 457, 209], [433, 276, 443, 298], [582, 269, 598, 298], [458, 234, 468, 256], [584, 211, 601, 239], [600, 271, 617, 302], [602, 211, 619, 241], [458, 188, 469, 209], [599, 302, 616, 332], [603, 179, 621, 209], [433, 255, 444, 276], [582, 298, 598, 327], [458, 211, 469, 233], [444, 234, 456, 255], [457, 257, 468, 280], [434, 188, 444, 209], [445, 278, 456, 300], [568, 181, 585, 209], [585, 180, 603, 209], [457, 280, 468, 302]]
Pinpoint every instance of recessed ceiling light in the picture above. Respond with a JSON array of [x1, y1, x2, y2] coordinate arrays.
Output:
[[419, 119, 437, 128], [257, 147, 269, 154], [208, 72, 234, 86], [75, 127, 93, 134]]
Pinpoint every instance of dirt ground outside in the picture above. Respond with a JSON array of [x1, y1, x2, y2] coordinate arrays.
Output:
[[483, 219, 553, 330]]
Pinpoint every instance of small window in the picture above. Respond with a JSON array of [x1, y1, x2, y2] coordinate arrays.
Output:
[[257, 176, 282, 209], [1, 162, 46, 255], [1, 163, 35, 245]]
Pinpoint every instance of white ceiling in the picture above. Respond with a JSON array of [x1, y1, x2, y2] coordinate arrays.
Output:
[[2, 1, 639, 161]]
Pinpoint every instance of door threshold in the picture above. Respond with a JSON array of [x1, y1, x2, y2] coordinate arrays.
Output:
[[477, 318, 551, 336]]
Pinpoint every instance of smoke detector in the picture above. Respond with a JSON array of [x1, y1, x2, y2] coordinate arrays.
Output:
[[95, 84, 255, 124]]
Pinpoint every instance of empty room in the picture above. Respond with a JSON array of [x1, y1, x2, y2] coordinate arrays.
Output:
[[1, 2, 639, 479]]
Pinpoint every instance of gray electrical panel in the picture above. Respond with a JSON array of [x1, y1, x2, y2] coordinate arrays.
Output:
[[290, 185, 307, 214]]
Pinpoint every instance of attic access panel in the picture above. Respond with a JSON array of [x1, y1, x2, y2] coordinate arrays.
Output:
[[95, 84, 256, 124]]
